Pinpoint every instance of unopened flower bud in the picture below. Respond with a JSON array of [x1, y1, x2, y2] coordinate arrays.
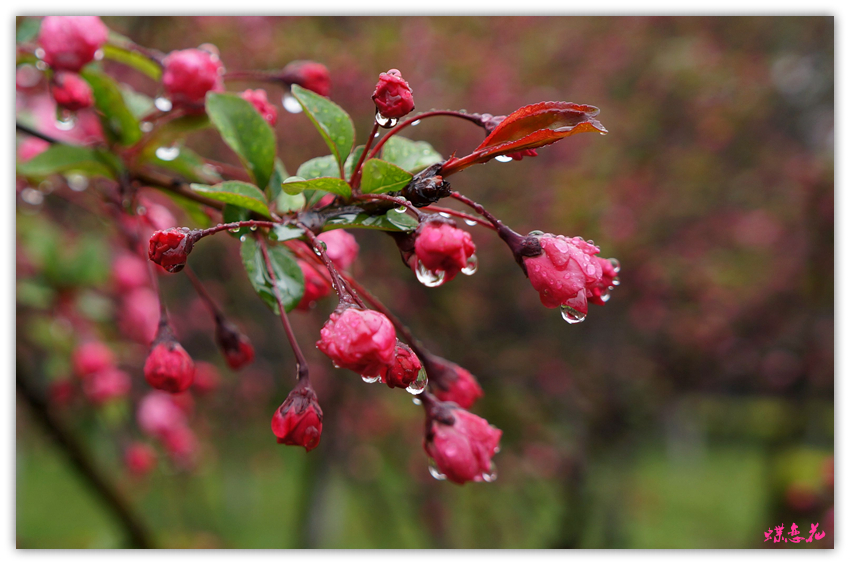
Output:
[[37, 16, 108, 72], [428, 356, 483, 409], [271, 385, 323, 451], [317, 306, 396, 378], [192, 361, 221, 395], [317, 229, 359, 271], [148, 227, 196, 273], [372, 69, 415, 120], [162, 48, 225, 109], [112, 252, 150, 292], [144, 323, 195, 393], [414, 219, 476, 283], [214, 318, 255, 370], [296, 260, 332, 311], [124, 443, 157, 476], [72, 341, 115, 378], [240, 88, 278, 126], [161, 426, 198, 467], [424, 399, 502, 485], [281, 60, 331, 97], [137, 391, 187, 437], [380, 342, 422, 389], [83, 368, 131, 404], [50, 72, 94, 111]]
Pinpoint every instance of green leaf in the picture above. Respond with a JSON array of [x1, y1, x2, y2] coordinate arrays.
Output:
[[360, 159, 413, 194], [165, 191, 213, 228], [267, 159, 288, 202], [344, 145, 365, 179], [270, 224, 306, 242], [17, 145, 117, 179], [101, 43, 163, 81], [381, 136, 443, 174], [148, 146, 221, 184], [120, 85, 155, 120], [16, 18, 41, 44], [282, 176, 351, 198], [290, 84, 355, 170], [276, 191, 306, 213], [240, 238, 304, 314], [81, 69, 142, 146], [189, 181, 270, 217], [297, 155, 338, 180], [222, 205, 252, 238], [206, 92, 276, 191], [323, 207, 418, 232]]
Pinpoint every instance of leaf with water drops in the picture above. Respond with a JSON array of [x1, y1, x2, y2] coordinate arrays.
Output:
[[344, 145, 365, 179], [266, 159, 289, 202], [322, 207, 418, 232], [240, 238, 304, 314], [282, 176, 351, 198], [16, 145, 119, 180], [296, 155, 338, 180], [270, 223, 306, 242], [441, 101, 607, 175], [290, 84, 355, 171], [206, 92, 276, 192], [380, 136, 443, 174], [190, 181, 271, 218], [149, 146, 221, 184], [120, 85, 155, 120], [80, 69, 143, 146], [101, 43, 163, 81], [222, 204, 252, 238], [360, 159, 413, 194]]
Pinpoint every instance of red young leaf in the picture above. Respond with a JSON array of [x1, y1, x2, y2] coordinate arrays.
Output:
[[441, 101, 607, 176]]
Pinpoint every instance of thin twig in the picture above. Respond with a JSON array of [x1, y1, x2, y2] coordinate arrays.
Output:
[[367, 110, 487, 160]]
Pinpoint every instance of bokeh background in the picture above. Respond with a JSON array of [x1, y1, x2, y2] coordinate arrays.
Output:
[[16, 16, 834, 548]]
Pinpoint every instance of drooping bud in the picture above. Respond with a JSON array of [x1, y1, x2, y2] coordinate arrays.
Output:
[[317, 229, 359, 271], [50, 72, 94, 111], [111, 251, 150, 292], [214, 317, 255, 370], [423, 396, 502, 485], [148, 227, 197, 273], [117, 287, 160, 344], [317, 305, 397, 378], [82, 368, 132, 405], [413, 218, 476, 284], [37, 16, 109, 72], [427, 355, 484, 409], [380, 342, 422, 389], [72, 341, 115, 378], [240, 88, 278, 126], [143, 322, 195, 393], [124, 443, 158, 476], [162, 48, 225, 109], [271, 385, 323, 451], [372, 69, 415, 122], [295, 260, 332, 311], [281, 60, 331, 96], [137, 391, 187, 437]]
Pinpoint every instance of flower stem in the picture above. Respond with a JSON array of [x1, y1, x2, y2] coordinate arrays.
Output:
[[367, 110, 487, 160], [258, 237, 309, 382], [196, 220, 278, 239], [295, 222, 363, 307], [354, 193, 424, 219], [421, 205, 496, 230], [350, 121, 380, 191], [183, 266, 225, 322]]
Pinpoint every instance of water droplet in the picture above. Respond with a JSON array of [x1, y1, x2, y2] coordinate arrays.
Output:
[[482, 466, 498, 482], [375, 110, 398, 128], [415, 260, 446, 288], [373, 131, 380, 138], [599, 288, 611, 303], [361, 374, 382, 384], [461, 253, 478, 276], [428, 459, 447, 481], [20, 187, 44, 206], [560, 304, 586, 324], [140, 121, 154, 133], [16, 64, 41, 88], [315, 240, 328, 252], [281, 93, 302, 113], [411, 397, 422, 406], [611, 276, 620, 287], [136, 205, 147, 215], [411, 119, 421, 126], [405, 367, 428, 395], [249, 226, 258, 231], [438, 212, 450, 218], [55, 108, 76, 131], [495, 155, 513, 163], [528, 230, 545, 236], [35, 60, 48, 71], [228, 227, 240, 233], [608, 258, 621, 273], [239, 235, 247, 242], [94, 49, 104, 61], [38, 180, 54, 194], [198, 43, 220, 57], [464, 218, 478, 226], [34, 47, 45, 60], [494, 446, 501, 454], [65, 173, 88, 192], [155, 145, 180, 161], [154, 97, 172, 112], [394, 206, 407, 213]]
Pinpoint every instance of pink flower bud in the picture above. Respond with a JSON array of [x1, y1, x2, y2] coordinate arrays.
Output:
[[295, 260, 331, 310], [161, 426, 198, 467], [240, 88, 277, 126], [281, 60, 331, 96], [137, 391, 186, 437], [192, 362, 221, 395], [372, 69, 415, 120], [317, 229, 359, 271], [140, 199, 178, 232], [111, 252, 150, 292], [148, 228, 195, 273], [414, 221, 476, 283], [37, 16, 108, 72], [214, 319, 255, 370], [523, 233, 618, 317], [124, 443, 157, 476], [144, 325, 195, 393], [380, 342, 422, 389], [425, 403, 502, 485], [118, 287, 160, 344], [317, 306, 397, 378], [83, 368, 131, 404], [271, 385, 323, 451], [429, 357, 483, 409], [50, 72, 94, 111], [162, 48, 225, 108], [72, 341, 115, 378]]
